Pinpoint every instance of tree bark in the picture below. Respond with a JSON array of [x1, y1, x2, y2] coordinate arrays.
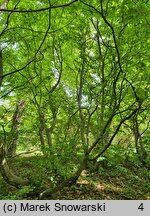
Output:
[[39, 113, 46, 150], [132, 114, 148, 164], [39, 156, 88, 199], [7, 100, 25, 158], [0, 18, 28, 186], [0, 144, 28, 187], [0, 49, 3, 86]]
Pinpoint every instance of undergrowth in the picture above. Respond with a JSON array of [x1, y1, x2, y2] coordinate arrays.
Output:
[[0, 154, 150, 200]]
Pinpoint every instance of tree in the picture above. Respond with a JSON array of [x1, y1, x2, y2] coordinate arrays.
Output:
[[0, 0, 149, 198]]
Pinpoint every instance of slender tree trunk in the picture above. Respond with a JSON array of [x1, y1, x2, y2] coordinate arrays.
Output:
[[0, 0, 28, 188], [39, 114, 46, 150], [46, 128, 53, 147], [133, 115, 147, 164], [0, 144, 28, 187], [7, 100, 25, 158], [77, 40, 88, 154], [39, 156, 88, 199], [0, 49, 3, 86], [38, 110, 57, 152], [46, 110, 57, 148]]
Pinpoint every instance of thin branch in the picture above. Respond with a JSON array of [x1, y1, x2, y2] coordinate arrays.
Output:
[[125, 78, 142, 107], [100, 0, 123, 81], [90, 108, 138, 161], [0, 0, 78, 13], [0, 3, 51, 81], [48, 43, 63, 94], [0, 75, 38, 99], [4, 18, 76, 35], [80, 0, 102, 15], [0, 1, 21, 38], [87, 112, 115, 154], [141, 120, 150, 136]]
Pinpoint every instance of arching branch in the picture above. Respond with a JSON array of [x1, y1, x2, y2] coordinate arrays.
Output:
[[0, 144, 29, 187], [0, 0, 78, 13]]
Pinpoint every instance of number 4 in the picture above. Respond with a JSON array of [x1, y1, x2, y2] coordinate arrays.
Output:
[[138, 203, 144, 211]]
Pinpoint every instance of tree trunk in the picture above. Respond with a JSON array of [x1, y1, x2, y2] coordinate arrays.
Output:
[[46, 128, 53, 147], [132, 114, 147, 164], [39, 156, 88, 199], [0, 144, 28, 187], [0, 49, 3, 86], [46, 110, 57, 148], [7, 100, 25, 158], [39, 114, 46, 151]]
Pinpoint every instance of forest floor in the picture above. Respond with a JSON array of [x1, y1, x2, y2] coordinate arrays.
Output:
[[0, 154, 150, 200]]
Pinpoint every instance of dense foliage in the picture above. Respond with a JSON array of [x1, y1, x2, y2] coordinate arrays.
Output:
[[0, 0, 150, 199]]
